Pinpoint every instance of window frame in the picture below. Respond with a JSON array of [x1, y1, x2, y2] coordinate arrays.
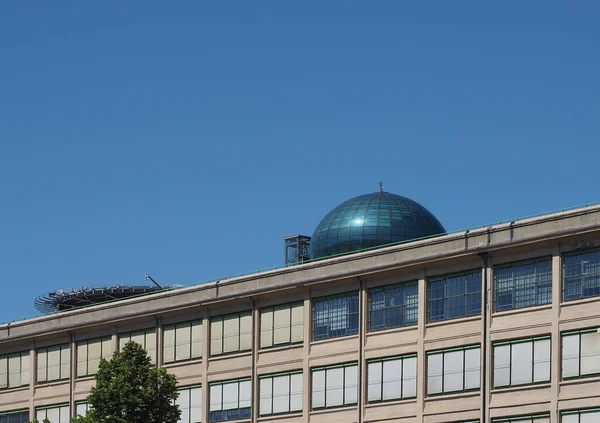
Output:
[[210, 312, 252, 357], [259, 302, 304, 349], [162, 320, 202, 364], [258, 370, 303, 417], [0, 350, 30, 390], [176, 384, 202, 423], [491, 413, 551, 423], [492, 335, 551, 388], [366, 353, 417, 403], [36, 343, 70, 384], [311, 362, 358, 410], [35, 403, 70, 423], [75, 401, 90, 418], [427, 270, 482, 323], [561, 408, 600, 422], [312, 292, 360, 341], [494, 256, 553, 312], [561, 327, 600, 380], [426, 344, 481, 396], [0, 410, 29, 423], [76, 336, 112, 378], [209, 377, 252, 423], [367, 281, 418, 332], [563, 249, 600, 301]]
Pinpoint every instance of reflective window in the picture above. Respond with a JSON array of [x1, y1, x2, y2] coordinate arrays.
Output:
[[311, 363, 358, 409], [368, 282, 418, 331], [561, 408, 600, 423], [428, 271, 482, 322], [0, 351, 30, 389], [163, 321, 202, 363], [209, 378, 251, 422], [210, 313, 252, 356], [259, 371, 303, 416], [561, 328, 600, 379], [493, 336, 551, 388], [119, 328, 157, 364], [313, 293, 359, 340], [564, 250, 600, 301], [37, 344, 70, 383], [260, 303, 303, 348], [76, 336, 112, 377], [427, 345, 480, 395], [176, 385, 202, 423], [0, 410, 28, 423], [491, 414, 549, 423], [75, 402, 90, 418], [367, 354, 417, 402], [36, 404, 70, 423], [495, 258, 552, 311]]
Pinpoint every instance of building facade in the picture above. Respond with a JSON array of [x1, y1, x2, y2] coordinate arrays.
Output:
[[1, 205, 600, 423]]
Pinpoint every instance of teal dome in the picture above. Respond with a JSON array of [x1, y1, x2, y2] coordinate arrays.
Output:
[[310, 191, 445, 259]]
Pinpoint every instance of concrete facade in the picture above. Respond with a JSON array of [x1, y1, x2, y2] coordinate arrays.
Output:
[[1, 205, 600, 423]]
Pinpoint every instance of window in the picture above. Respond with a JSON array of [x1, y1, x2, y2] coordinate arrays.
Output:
[[119, 328, 157, 363], [75, 402, 90, 418], [561, 408, 600, 423], [367, 354, 417, 402], [259, 371, 302, 416], [210, 312, 252, 356], [76, 336, 112, 377], [163, 321, 202, 363], [311, 362, 358, 409], [177, 385, 202, 423], [313, 293, 359, 340], [37, 344, 70, 383], [491, 414, 550, 423], [260, 303, 304, 348], [562, 328, 600, 379], [368, 282, 418, 331], [0, 410, 28, 423], [427, 345, 480, 395], [36, 404, 70, 423], [495, 258, 552, 311], [0, 351, 30, 389], [564, 250, 600, 301], [493, 336, 550, 388], [428, 271, 481, 322], [209, 378, 251, 422]]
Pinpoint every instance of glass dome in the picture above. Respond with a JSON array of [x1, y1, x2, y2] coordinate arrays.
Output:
[[310, 191, 445, 259]]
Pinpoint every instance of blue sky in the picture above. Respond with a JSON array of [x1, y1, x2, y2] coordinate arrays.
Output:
[[1, 2, 599, 322]]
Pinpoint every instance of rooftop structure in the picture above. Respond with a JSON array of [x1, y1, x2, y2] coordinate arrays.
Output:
[[1, 200, 600, 423], [309, 189, 445, 259]]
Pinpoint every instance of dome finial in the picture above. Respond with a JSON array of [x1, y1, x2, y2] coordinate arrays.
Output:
[[379, 181, 383, 192]]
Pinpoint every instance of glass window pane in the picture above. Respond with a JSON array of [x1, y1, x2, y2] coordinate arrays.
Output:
[[533, 339, 550, 382], [427, 354, 443, 394], [443, 350, 464, 392], [367, 362, 382, 402], [580, 332, 600, 375], [402, 357, 417, 398], [562, 334, 580, 378], [494, 345, 511, 387], [511, 342, 533, 385]]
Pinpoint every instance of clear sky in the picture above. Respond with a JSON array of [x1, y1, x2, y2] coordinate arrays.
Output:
[[1, 2, 599, 322]]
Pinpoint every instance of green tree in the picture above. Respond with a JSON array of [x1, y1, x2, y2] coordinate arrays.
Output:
[[73, 341, 180, 423]]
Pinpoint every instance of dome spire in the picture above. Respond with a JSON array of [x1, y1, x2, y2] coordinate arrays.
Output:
[[379, 181, 384, 192]]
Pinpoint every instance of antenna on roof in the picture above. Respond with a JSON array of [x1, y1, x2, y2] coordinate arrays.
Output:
[[379, 181, 384, 192], [144, 274, 162, 289]]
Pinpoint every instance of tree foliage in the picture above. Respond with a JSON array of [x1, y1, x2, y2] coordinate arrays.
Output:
[[73, 341, 180, 423]]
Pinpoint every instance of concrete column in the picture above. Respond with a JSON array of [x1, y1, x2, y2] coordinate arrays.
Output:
[[416, 271, 426, 422], [550, 248, 562, 423], [303, 296, 311, 423], [252, 302, 259, 423], [359, 277, 367, 423], [483, 260, 493, 423], [202, 309, 210, 423], [29, 342, 36, 420]]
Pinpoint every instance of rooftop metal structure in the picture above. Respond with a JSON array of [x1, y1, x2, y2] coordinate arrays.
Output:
[[284, 235, 311, 266], [34, 285, 165, 314]]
